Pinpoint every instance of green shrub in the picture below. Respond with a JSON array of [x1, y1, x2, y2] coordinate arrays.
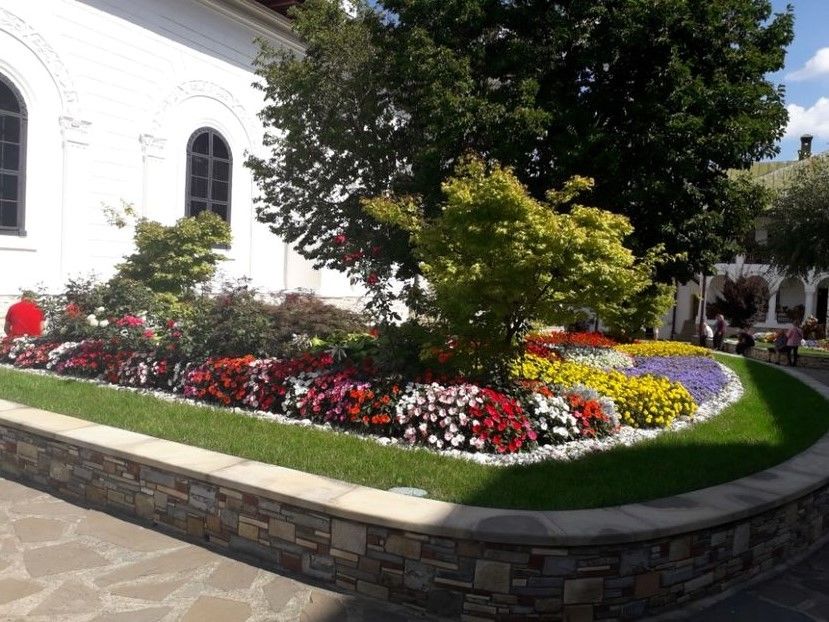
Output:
[[365, 156, 661, 376], [113, 209, 232, 296], [179, 282, 275, 359], [264, 293, 367, 346]]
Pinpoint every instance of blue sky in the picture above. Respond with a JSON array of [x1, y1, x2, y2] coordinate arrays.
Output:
[[769, 0, 829, 160]]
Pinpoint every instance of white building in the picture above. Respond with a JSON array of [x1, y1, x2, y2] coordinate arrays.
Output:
[[0, 0, 361, 312]]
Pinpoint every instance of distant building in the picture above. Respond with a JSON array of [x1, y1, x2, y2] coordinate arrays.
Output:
[[669, 135, 828, 338]]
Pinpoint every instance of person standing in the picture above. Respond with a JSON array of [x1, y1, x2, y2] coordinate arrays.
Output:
[[713, 314, 726, 351], [773, 329, 787, 364], [3, 295, 44, 338], [700, 322, 714, 348], [786, 320, 804, 367]]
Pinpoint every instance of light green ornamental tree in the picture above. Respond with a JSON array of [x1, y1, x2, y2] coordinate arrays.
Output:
[[365, 156, 666, 370], [109, 207, 232, 297]]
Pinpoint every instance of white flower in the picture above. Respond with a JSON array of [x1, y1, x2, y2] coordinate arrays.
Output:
[[98, 319, 109, 327], [95, 307, 105, 314], [86, 315, 99, 327]]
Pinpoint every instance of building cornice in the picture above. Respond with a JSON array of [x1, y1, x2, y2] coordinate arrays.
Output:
[[196, 0, 305, 54]]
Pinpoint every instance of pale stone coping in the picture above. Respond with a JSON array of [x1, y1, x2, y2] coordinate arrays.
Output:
[[1, 362, 828, 547]]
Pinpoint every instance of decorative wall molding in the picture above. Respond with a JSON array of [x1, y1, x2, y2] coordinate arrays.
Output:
[[0, 7, 82, 119], [151, 80, 261, 147], [59, 115, 92, 145], [139, 133, 168, 159]]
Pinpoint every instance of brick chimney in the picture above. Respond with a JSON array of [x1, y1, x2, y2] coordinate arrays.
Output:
[[799, 134, 814, 160]]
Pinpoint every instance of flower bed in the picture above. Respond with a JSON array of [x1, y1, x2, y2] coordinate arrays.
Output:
[[0, 327, 739, 463]]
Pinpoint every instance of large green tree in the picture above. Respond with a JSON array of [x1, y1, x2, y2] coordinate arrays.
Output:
[[247, 0, 792, 293], [766, 156, 829, 276]]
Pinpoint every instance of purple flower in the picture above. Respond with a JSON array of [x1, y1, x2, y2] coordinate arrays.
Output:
[[623, 356, 728, 404]]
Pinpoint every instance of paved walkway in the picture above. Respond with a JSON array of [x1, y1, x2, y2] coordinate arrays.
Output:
[[0, 477, 438, 622]]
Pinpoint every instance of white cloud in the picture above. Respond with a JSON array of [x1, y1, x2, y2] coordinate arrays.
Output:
[[787, 48, 829, 81], [785, 98, 829, 139]]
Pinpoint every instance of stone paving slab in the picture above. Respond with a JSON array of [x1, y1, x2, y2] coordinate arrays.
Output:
[[684, 538, 829, 622], [0, 476, 442, 621]]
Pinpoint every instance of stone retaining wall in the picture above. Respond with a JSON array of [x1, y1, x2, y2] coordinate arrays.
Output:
[[2, 405, 829, 621]]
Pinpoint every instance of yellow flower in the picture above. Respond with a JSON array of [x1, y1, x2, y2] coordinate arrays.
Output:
[[614, 342, 710, 358], [512, 354, 696, 428]]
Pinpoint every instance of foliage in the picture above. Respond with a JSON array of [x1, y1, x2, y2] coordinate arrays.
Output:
[[249, 0, 792, 287], [709, 276, 770, 329], [180, 283, 367, 361], [114, 210, 231, 295], [180, 282, 276, 360], [602, 282, 677, 342], [766, 156, 829, 276], [263, 292, 368, 348], [366, 158, 660, 371], [615, 342, 711, 357], [514, 354, 697, 428]]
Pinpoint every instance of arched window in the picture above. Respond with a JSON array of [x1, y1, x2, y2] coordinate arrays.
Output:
[[185, 128, 231, 222], [0, 75, 26, 235]]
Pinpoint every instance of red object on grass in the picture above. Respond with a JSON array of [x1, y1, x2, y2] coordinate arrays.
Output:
[[5, 300, 44, 338]]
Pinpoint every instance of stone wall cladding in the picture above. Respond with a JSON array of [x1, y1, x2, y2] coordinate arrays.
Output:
[[2, 423, 829, 620]]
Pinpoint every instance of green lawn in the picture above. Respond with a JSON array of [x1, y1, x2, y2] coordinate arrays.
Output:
[[0, 355, 827, 510]]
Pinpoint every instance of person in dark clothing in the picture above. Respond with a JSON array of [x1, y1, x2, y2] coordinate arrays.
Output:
[[713, 314, 726, 351], [735, 330, 755, 356]]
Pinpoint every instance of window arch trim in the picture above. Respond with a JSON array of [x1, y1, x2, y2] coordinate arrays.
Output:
[[185, 127, 232, 224], [0, 73, 27, 236]]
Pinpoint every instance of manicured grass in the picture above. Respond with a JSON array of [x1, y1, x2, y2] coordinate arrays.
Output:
[[0, 355, 827, 510]]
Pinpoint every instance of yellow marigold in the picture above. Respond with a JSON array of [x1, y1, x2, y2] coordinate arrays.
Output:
[[614, 341, 711, 358], [512, 355, 696, 428]]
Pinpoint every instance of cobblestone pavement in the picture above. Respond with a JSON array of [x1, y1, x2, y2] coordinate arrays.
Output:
[[684, 536, 829, 622], [0, 477, 440, 622]]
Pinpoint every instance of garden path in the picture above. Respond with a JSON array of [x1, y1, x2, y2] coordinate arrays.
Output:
[[0, 476, 439, 622]]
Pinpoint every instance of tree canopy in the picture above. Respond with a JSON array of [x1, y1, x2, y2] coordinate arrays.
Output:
[[247, 0, 793, 293], [766, 156, 829, 277]]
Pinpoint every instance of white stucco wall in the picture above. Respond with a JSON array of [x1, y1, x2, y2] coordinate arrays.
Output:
[[0, 0, 362, 312]]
